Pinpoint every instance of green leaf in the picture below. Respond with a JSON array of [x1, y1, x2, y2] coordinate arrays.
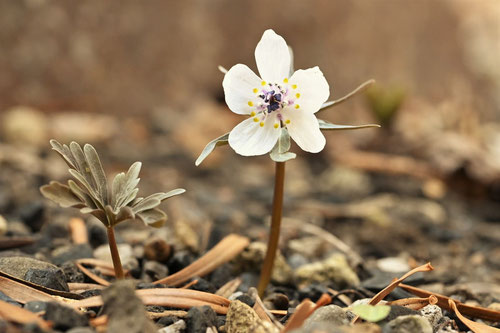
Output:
[[50, 140, 77, 169], [40, 181, 84, 208], [351, 304, 391, 322], [318, 119, 380, 131], [270, 128, 296, 162], [195, 133, 229, 166]]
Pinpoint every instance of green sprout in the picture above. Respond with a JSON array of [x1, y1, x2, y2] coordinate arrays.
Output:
[[40, 140, 185, 278]]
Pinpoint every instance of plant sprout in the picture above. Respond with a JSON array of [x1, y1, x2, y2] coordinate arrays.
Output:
[[41, 140, 185, 278], [197, 29, 379, 296]]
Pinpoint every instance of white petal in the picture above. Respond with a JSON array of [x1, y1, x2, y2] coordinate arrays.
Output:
[[223, 64, 262, 115], [283, 108, 326, 153], [228, 113, 281, 156], [290, 67, 330, 113], [255, 29, 291, 84]]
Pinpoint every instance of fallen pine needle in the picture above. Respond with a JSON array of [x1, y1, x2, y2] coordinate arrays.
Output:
[[449, 299, 500, 333], [154, 234, 249, 287]]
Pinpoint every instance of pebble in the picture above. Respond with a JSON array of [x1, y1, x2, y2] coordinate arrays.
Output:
[[225, 300, 277, 333], [157, 315, 181, 327], [235, 293, 255, 308], [43, 302, 88, 331], [384, 314, 432, 333], [60, 262, 85, 283], [264, 292, 289, 310], [0, 291, 22, 307], [236, 242, 293, 285], [295, 253, 360, 288], [158, 319, 186, 333], [19, 201, 45, 232], [174, 221, 199, 252], [94, 243, 137, 270], [419, 304, 443, 329], [288, 236, 327, 258], [383, 306, 419, 323], [318, 166, 374, 199], [101, 280, 157, 333], [143, 237, 172, 262], [376, 257, 410, 273], [0, 256, 68, 291], [190, 277, 216, 294], [141, 260, 168, 282], [186, 305, 218, 333], [168, 250, 195, 274], [303, 304, 352, 328], [24, 301, 47, 313], [66, 328, 96, 333]]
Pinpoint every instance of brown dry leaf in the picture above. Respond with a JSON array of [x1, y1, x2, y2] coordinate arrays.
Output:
[[69, 217, 88, 244], [68, 288, 231, 314], [388, 296, 438, 310], [449, 299, 500, 333], [0, 299, 51, 330], [154, 234, 249, 287], [352, 262, 434, 323], [400, 283, 500, 322], [0, 275, 70, 304]]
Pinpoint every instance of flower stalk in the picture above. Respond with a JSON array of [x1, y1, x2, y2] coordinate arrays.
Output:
[[257, 161, 286, 297], [106, 226, 124, 279]]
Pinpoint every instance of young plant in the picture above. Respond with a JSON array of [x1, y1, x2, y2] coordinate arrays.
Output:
[[197, 29, 379, 296], [40, 140, 185, 278]]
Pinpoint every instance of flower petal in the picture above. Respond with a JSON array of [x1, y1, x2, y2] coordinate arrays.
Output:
[[228, 113, 281, 156], [255, 29, 291, 83], [290, 67, 330, 113], [223, 64, 262, 115], [283, 108, 326, 153]]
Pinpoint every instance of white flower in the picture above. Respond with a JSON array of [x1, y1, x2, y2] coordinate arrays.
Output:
[[223, 29, 330, 156]]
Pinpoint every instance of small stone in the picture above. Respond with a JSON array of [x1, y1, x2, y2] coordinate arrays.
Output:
[[190, 277, 216, 294], [43, 302, 88, 330], [66, 328, 96, 333], [186, 305, 218, 333], [19, 201, 45, 232], [24, 301, 47, 313], [264, 293, 289, 310], [141, 260, 168, 283], [235, 294, 255, 308], [288, 236, 327, 258], [303, 305, 352, 329], [419, 305, 443, 329], [298, 284, 330, 302], [295, 253, 360, 288], [144, 237, 172, 262], [157, 319, 186, 333], [60, 262, 85, 283], [24, 268, 69, 292], [0, 257, 68, 291], [168, 250, 195, 274], [94, 243, 137, 270], [488, 302, 500, 312], [102, 280, 157, 333], [157, 315, 180, 327], [88, 222, 108, 248], [51, 243, 94, 265], [376, 257, 410, 273], [225, 300, 261, 333], [385, 315, 432, 333], [237, 242, 292, 285], [383, 306, 419, 323], [343, 323, 381, 332]]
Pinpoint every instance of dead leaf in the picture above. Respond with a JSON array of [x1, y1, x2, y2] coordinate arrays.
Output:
[[0, 299, 51, 330], [449, 299, 500, 333]]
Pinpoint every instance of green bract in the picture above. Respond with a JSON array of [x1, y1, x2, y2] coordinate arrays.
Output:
[[41, 140, 185, 228], [351, 304, 391, 322]]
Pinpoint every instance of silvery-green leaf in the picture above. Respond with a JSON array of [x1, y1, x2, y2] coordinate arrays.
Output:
[[132, 197, 161, 214], [146, 189, 185, 202], [111, 171, 126, 208], [120, 188, 139, 208], [104, 205, 116, 226], [195, 133, 229, 166], [84, 144, 108, 205], [318, 119, 380, 131], [351, 304, 391, 323], [318, 79, 376, 113], [68, 180, 98, 209], [50, 140, 77, 169], [137, 208, 167, 228], [115, 206, 135, 224], [68, 169, 102, 208], [115, 162, 141, 209], [40, 181, 84, 208], [70, 142, 97, 191], [270, 128, 296, 162]]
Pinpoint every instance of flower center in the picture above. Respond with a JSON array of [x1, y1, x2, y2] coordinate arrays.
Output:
[[249, 79, 300, 128]]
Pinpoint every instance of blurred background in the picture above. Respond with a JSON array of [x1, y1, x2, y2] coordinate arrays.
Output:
[[0, 0, 499, 283]]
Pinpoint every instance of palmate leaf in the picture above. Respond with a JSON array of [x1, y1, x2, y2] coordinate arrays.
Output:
[[137, 208, 167, 228], [40, 181, 85, 208], [318, 119, 380, 131], [83, 144, 108, 205], [195, 133, 229, 166], [270, 128, 296, 163]]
